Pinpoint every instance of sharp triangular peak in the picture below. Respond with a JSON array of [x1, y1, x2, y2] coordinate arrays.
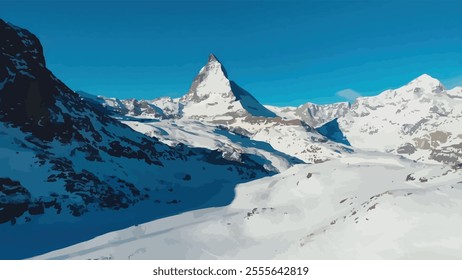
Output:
[[208, 53, 219, 62], [182, 53, 230, 103], [204, 53, 228, 78], [180, 54, 277, 118]]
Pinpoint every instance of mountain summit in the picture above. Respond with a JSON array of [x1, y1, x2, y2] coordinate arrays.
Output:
[[207, 53, 221, 63], [406, 73, 445, 93], [180, 54, 276, 119], [182, 53, 230, 103]]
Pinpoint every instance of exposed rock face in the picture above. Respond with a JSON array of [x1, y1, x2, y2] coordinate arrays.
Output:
[[295, 102, 350, 127], [0, 178, 31, 224], [265, 102, 350, 127]]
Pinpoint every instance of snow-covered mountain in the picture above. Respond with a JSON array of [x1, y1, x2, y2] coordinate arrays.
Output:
[[265, 74, 462, 167], [95, 54, 351, 165], [180, 54, 277, 120], [102, 68, 462, 169], [338, 74, 462, 165], [0, 19, 273, 259], [85, 54, 277, 122], [36, 151, 462, 260]]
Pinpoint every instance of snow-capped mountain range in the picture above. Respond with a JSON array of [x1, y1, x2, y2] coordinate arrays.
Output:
[[90, 54, 462, 167], [1, 19, 462, 259], [89, 53, 351, 166], [339, 74, 462, 165]]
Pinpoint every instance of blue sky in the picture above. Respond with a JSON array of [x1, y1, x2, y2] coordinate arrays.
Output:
[[1, 0, 462, 105]]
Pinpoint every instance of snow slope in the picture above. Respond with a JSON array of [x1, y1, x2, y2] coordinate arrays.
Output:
[[121, 118, 303, 172], [36, 152, 462, 259]]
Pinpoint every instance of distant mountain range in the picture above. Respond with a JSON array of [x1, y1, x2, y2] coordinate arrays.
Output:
[[1, 19, 462, 259]]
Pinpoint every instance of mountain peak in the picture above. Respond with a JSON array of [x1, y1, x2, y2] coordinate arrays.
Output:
[[181, 54, 230, 104], [0, 19, 45, 66], [208, 53, 219, 62], [204, 53, 227, 77], [406, 74, 445, 93], [408, 74, 444, 90], [180, 55, 277, 119], [411, 73, 439, 83]]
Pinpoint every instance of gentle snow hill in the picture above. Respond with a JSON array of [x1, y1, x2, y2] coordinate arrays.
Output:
[[35, 152, 462, 260]]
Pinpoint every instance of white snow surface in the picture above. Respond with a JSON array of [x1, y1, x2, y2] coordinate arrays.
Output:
[[122, 119, 298, 172], [35, 152, 462, 260]]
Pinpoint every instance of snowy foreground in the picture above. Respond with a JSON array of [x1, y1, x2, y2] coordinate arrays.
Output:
[[35, 152, 462, 260]]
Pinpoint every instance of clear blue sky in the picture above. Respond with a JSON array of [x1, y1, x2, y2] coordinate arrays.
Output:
[[1, 0, 462, 105]]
